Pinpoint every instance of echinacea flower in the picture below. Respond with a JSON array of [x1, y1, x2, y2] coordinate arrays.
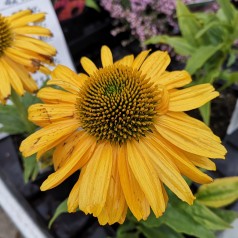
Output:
[[20, 46, 226, 225], [0, 10, 56, 104]]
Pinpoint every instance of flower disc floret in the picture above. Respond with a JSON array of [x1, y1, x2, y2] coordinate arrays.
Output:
[[0, 15, 12, 56], [77, 65, 160, 144]]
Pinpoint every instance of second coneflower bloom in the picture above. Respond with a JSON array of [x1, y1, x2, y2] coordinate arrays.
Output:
[[20, 46, 226, 225], [0, 10, 56, 104]]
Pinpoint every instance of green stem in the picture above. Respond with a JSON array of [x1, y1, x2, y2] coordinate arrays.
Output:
[[10, 90, 36, 134]]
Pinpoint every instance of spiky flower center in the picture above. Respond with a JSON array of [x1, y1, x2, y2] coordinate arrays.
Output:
[[77, 65, 160, 144], [0, 15, 12, 56]]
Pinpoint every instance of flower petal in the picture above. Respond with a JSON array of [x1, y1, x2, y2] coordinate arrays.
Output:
[[127, 141, 166, 217], [0, 59, 12, 100], [169, 84, 219, 111], [116, 55, 134, 67], [68, 175, 81, 212], [155, 112, 226, 158], [101, 45, 113, 67], [98, 151, 127, 225], [157, 70, 192, 90], [80, 57, 98, 76], [149, 132, 213, 184], [37, 87, 76, 104], [48, 65, 84, 94], [40, 132, 96, 190], [141, 137, 195, 204], [132, 50, 151, 70], [140, 51, 170, 81], [182, 151, 216, 171], [53, 131, 83, 170], [78, 142, 113, 216], [28, 103, 75, 127], [118, 145, 150, 221], [20, 119, 79, 157]]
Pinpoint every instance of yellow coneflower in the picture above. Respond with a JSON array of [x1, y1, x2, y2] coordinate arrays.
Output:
[[20, 46, 226, 225], [0, 10, 56, 104]]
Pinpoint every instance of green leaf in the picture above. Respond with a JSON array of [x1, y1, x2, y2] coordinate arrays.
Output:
[[176, 0, 202, 46], [226, 52, 236, 67], [188, 201, 231, 231], [49, 199, 68, 228], [21, 92, 41, 109], [139, 224, 184, 238], [0, 104, 28, 134], [210, 208, 238, 224], [199, 102, 210, 125], [85, 0, 100, 11], [163, 203, 215, 238], [220, 72, 238, 90], [141, 213, 164, 228], [195, 21, 220, 39], [196, 177, 238, 208], [23, 154, 39, 183], [145, 35, 194, 56], [217, 0, 236, 23], [185, 44, 222, 75]]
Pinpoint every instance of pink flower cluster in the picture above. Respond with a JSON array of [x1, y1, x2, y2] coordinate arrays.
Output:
[[100, 0, 218, 47]]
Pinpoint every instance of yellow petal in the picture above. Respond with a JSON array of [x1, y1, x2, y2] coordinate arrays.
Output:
[[0, 59, 12, 99], [28, 103, 75, 127], [9, 12, 46, 28], [3, 56, 38, 93], [140, 51, 170, 81], [4, 48, 37, 68], [98, 151, 127, 225], [78, 142, 113, 216], [20, 119, 79, 157], [149, 132, 213, 184], [169, 84, 219, 111], [80, 57, 98, 76], [155, 112, 227, 158], [2, 60, 24, 96], [53, 131, 83, 170], [183, 151, 216, 171], [141, 137, 195, 205], [13, 26, 52, 37], [118, 145, 150, 221], [116, 55, 134, 67], [156, 85, 169, 115], [68, 175, 81, 212], [132, 50, 151, 70], [37, 87, 76, 104], [127, 141, 165, 217], [101, 45, 113, 67], [6, 10, 32, 22], [157, 70, 192, 90], [48, 65, 84, 94], [40, 132, 96, 190]]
